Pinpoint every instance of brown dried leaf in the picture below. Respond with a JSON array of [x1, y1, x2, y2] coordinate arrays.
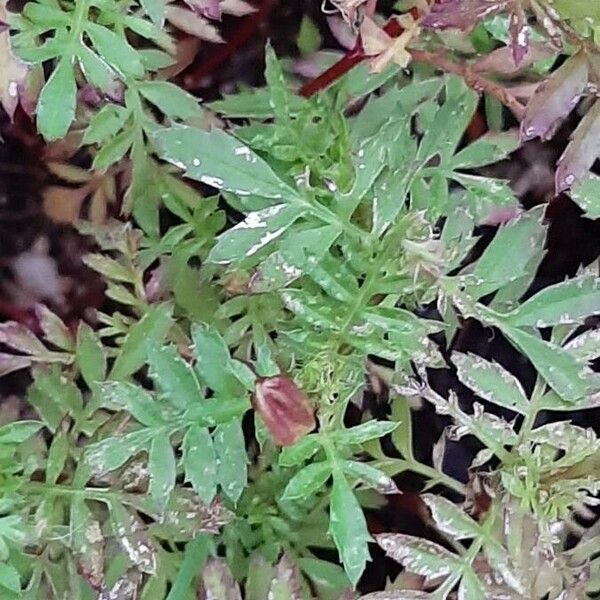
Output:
[[42, 185, 89, 225], [111, 506, 157, 574], [0, 321, 47, 356], [98, 569, 142, 600], [555, 99, 600, 192], [521, 51, 589, 141]]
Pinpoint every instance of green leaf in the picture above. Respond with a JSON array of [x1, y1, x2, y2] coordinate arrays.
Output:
[[86, 428, 155, 473], [141, 0, 166, 24], [469, 206, 546, 297], [376, 533, 460, 578], [138, 80, 200, 119], [77, 45, 119, 93], [450, 130, 520, 169], [201, 558, 242, 600], [147, 344, 202, 409], [92, 126, 135, 171], [76, 322, 106, 387], [96, 381, 165, 426], [504, 275, 600, 328], [37, 57, 77, 141], [246, 554, 275, 600], [390, 398, 414, 462], [569, 175, 600, 219], [191, 323, 239, 394], [213, 418, 247, 503], [421, 495, 480, 540], [564, 329, 600, 361], [0, 421, 43, 444], [281, 462, 331, 502], [86, 22, 145, 77], [279, 435, 321, 467], [153, 125, 296, 198], [0, 562, 21, 593], [343, 461, 398, 494], [182, 425, 217, 505], [268, 554, 302, 600], [110, 304, 172, 380], [451, 352, 529, 414], [149, 432, 176, 509], [498, 324, 595, 403], [208, 88, 307, 119], [336, 421, 399, 445], [208, 204, 304, 264], [82, 253, 133, 283], [329, 472, 371, 586], [46, 430, 69, 485], [83, 104, 130, 145], [35, 305, 74, 352]]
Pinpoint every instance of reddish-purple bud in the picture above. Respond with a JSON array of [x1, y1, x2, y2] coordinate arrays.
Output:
[[253, 375, 316, 446]]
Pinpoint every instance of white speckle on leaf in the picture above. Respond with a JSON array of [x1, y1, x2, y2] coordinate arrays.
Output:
[[200, 175, 224, 188], [246, 228, 285, 256]]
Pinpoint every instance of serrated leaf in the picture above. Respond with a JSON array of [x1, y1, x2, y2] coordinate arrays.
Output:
[[0, 420, 43, 444], [35, 305, 74, 351], [336, 420, 399, 445], [498, 323, 595, 403], [191, 323, 239, 394], [329, 472, 372, 586], [182, 425, 217, 505], [92, 127, 134, 171], [567, 174, 600, 219], [281, 461, 331, 502], [0, 321, 48, 356], [37, 57, 77, 141], [213, 418, 247, 503], [147, 344, 202, 409], [148, 432, 176, 509], [46, 429, 69, 485], [521, 52, 588, 142], [422, 494, 480, 540], [376, 533, 460, 580], [76, 322, 106, 387], [86, 22, 144, 78], [279, 435, 321, 467], [138, 80, 199, 119], [110, 304, 172, 380], [153, 125, 296, 198], [82, 253, 133, 283], [505, 275, 600, 328], [556, 99, 600, 192], [564, 329, 600, 361], [469, 206, 546, 297], [452, 352, 529, 414], [201, 558, 242, 600], [343, 461, 398, 494], [96, 381, 165, 426], [268, 553, 302, 600], [141, 0, 166, 24], [86, 428, 155, 474], [208, 203, 304, 264], [450, 130, 520, 169], [208, 88, 306, 119]]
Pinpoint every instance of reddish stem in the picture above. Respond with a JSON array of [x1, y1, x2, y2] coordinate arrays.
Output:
[[185, 0, 277, 88], [300, 15, 407, 98]]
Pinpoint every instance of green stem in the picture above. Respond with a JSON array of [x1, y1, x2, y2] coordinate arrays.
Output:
[[68, 0, 91, 56]]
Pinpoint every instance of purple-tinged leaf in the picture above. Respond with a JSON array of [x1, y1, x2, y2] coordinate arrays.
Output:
[[521, 51, 588, 142], [268, 553, 302, 600], [0, 353, 32, 377], [508, 5, 529, 66], [473, 43, 556, 76], [359, 593, 433, 599], [184, 0, 221, 20], [0, 322, 47, 356], [200, 558, 242, 600], [555, 99, 600, 192], [422, 0, 509, 31]]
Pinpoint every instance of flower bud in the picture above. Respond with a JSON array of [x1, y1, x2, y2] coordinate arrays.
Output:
[[253, 375, 316, 446]]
